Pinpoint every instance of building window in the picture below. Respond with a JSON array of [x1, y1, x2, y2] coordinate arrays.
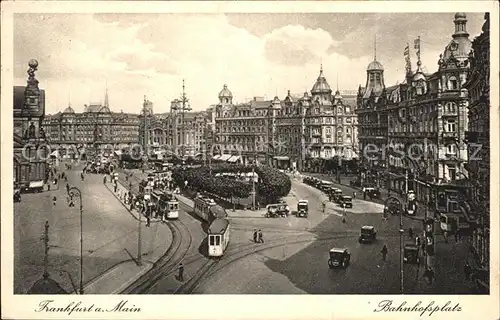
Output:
[[446, 119, 456, 132], [448, 166, 456, 181], [446, 144, 455, 154], [449, 77, 458, 90]]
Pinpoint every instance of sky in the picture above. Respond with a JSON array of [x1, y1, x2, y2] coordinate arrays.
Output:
[[14, 12, 485, 115]]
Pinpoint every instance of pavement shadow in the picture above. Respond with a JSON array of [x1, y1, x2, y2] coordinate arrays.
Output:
[[262, 211, 473, 294], [198, 237, 210, 258]]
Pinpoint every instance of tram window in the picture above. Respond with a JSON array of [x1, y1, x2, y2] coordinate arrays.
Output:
[[215, 236, 220, 246], [209, 236, 215, 246]]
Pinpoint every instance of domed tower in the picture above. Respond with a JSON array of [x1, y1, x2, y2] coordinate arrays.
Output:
[[311, 65, 332, 105], [362, 58, 385, 101], [218, 84, 233, 106], [438, 13, 472, 91]]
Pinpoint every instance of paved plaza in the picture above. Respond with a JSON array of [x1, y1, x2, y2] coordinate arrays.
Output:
[[14, 162, 171, 294]]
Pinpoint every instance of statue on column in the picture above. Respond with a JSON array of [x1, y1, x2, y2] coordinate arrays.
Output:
[[28, 122, 36, 139]]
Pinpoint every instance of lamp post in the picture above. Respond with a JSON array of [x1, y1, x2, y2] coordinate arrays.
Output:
[[67, 186, 84, 294], [178, 80, 191, 158], [399, 227, 405, 294]]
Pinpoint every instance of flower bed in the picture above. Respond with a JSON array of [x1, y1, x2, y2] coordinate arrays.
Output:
[[171, 163, 291, 204]]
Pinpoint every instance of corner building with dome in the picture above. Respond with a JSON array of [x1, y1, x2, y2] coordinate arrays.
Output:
[[212, 68, 358, 171], [356, 13, 480, 228]]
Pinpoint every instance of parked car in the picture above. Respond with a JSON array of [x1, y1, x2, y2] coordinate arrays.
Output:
[[328, 248, 351, 269], [403, 244, 420, 264], [358, 226, 377, 243]]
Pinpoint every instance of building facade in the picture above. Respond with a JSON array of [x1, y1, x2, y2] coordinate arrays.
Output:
[[463, 12, 489, 290], [13, 59, 49, 191], [43, 92, 141, 159], [139, 94, 209, 158], [357, 13, 475, 220], [212, 70, 358, 170]]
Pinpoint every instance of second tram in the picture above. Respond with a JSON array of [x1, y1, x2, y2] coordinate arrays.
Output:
[[193, 196, 228, 224], [208, 218, 230, 257]]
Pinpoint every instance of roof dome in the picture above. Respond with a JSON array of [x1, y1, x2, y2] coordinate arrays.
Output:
[[413, 72, 426, 82], [455, 12, 466, 19], [367, 60, 384, 71], [311, 65, 332, 94], [218, 84, 232, 98], [443, 37, 472, 63], [63, 105, 75, 113]]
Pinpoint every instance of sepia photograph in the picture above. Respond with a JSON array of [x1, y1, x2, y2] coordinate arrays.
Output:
[[2, 1, 499, 319]]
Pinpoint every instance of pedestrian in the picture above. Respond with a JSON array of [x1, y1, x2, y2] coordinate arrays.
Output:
[[381, 245, 388, 261], [114, 184, 117, 193], [258, 229, 264, 243], [178, 263, 184, 282], [363, 191, 367, 200], [352, 191, 356, 199], [47, 183, 51, 191], [322, 202, 326, 214], [103, 176, 107, 184], [146, 215, 151, 227], [408, 227, 413, 239], [253, 229, 258, 243], [64, 176, 68, 182], [454, 231, 459, 242], [427, 268, 435, 284], [444, 230, 449, 243], [463, 261, 472, 280], [415, 235, 421, 247], [66, 183, 70, 193], [52, 196, 57, 206]]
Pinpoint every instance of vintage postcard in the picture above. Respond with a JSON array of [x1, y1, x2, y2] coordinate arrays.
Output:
[[1, 1, 499, 319]]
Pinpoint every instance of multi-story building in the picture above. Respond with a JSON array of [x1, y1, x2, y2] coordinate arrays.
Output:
[[212, 70, 358, 170], [43, 90, 141, 159], [463, 12, 489, 292], [13, 59, 49, 191], [140, 92, 209, 158], [357, 12, 475, 221], [213, 86, 272, 165]]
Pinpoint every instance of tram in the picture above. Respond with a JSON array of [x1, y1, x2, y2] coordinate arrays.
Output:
[[193, 196, 228, 223], [207, 218, 230, 257], [151, 190, 179, 219]]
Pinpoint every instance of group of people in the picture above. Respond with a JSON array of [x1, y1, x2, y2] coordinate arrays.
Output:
[[253, 229, 264, 243]]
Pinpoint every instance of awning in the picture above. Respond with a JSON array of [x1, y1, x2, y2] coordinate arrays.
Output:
[[29, 181, 44, 188], [219, 154, 231, 161], [213, 155, 221, 160], [227, 155, 240, 163], [273, 156, 289, 161]]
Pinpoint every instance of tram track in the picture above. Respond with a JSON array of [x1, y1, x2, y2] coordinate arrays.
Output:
[[121, 219, 193, 293], [178, 232, 359, 294]]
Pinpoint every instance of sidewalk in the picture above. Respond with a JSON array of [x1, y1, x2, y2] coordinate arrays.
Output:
[[82, 220, 171, 294], [80, 180, 173, 294]]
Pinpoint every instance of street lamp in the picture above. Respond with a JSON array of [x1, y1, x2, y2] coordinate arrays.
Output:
[[172, 80, 192, 158], [67, 186, 84, 294], [399, 227, 405, 294]]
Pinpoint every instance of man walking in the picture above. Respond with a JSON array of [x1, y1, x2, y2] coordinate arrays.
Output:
[[253, 229, 258, 243], [258, 229, 264, 243], [381, 245, 388, 261], [66, 183, 70, 193]]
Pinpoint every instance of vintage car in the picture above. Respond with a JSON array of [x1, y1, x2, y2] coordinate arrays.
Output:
[[297, 200, 309, 218], [363, 187, 381, 199], [277, 203, 290, 217], [320, 181, 334, 192], [340, 195, 353, 208], [266, 204, 279, 218], [403, 244, 420, 264], [328, 248, 351, 269], [358, 226, 377, 243], [329, 188, 343, 202]]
